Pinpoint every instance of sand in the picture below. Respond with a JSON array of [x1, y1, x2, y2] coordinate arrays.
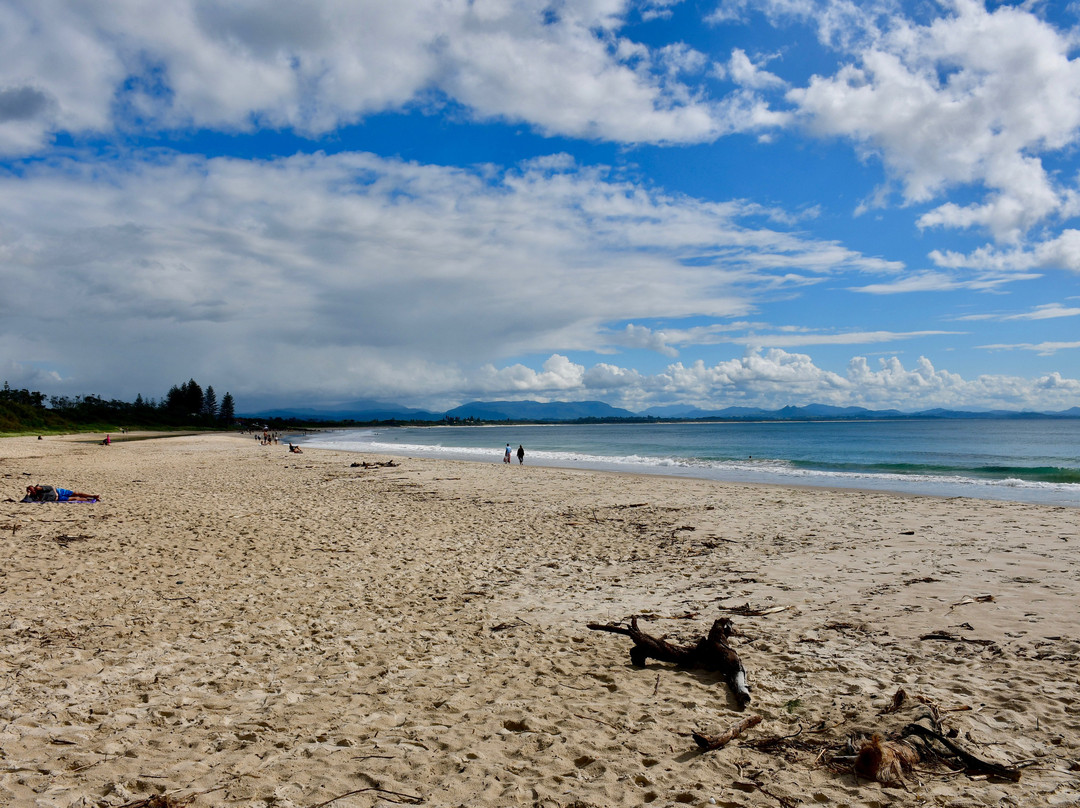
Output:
[[0, 432, 1077, 808]]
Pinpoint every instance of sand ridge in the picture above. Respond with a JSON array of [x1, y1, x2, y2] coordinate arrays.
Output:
[[0, 433, 1077, 807]]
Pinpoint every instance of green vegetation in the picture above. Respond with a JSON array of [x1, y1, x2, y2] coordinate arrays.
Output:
[[0, 379, 238, 436]]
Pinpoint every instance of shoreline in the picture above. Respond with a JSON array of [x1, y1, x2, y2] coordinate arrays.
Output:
[[296, 429, 1080, 509], [1, 433, 1077, 806]]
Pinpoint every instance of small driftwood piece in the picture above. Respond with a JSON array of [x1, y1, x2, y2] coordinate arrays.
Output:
[[718, 602, 789, 617], [118, 796, 194, 808], [919, 631, 995, 647], [588, 616, 751, 708], [307, 786, 423, 806], [55, 534, 93, 547], [879, 687, 907, 715], [693, 713, 763, 751]]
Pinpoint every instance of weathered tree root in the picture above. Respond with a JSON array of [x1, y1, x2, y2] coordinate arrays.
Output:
[[902, 722, 1021, 782], [588, 616, 751, 708], [849, 720, 1022, 787]]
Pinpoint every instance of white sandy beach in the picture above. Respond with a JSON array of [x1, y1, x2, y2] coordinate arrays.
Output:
[[0, 432, 1077, 807]]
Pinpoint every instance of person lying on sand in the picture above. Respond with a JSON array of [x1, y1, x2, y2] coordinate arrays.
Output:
[[22, 485, 100, 503]]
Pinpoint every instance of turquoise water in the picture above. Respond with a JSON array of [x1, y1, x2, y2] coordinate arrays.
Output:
[[299, 419, 1080, 507]]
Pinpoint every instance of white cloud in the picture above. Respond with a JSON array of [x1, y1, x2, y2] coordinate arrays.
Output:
[[640, 0, 685, 23], [851, 271, 967, 294], [1002, 303, 1080, 321], [950, 302, 1080, 322], [582, 362, 646, 388], [615, 321, 957, 351], [562, 347, 1080, 411], [844, 354, 963, 401], [852, 269, 1042, 294], [0, 149, 899, 403], [1033, 229, 1080, 272], [472, 355, 586, 393], [930, 228, 1080, 274], [2, 1, 1077, 415], [0, 0, 788, 154], [609, 324, 673, 356], [737, 329, 956, 347], [645, 348, 851, 403], [724, 49, 787, 89], [788, 0, 1080, 243], [708, 0, 892, 51], [978, 341, 1080, 356], [0, 359, 64, 392], [1035, 371, 1080, 394], [708, 1, 1080, 283], [658, 43, 709, 78], [612, 324, 680, 356]]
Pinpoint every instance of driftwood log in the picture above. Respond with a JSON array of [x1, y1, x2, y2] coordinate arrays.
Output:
[[587, 616, 751, 708]]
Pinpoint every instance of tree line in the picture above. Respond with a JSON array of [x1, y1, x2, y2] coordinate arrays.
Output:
[[0, 378, 236, 434]]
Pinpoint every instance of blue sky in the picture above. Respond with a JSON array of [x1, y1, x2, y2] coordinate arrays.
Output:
[[2, 0, 1080, 412]]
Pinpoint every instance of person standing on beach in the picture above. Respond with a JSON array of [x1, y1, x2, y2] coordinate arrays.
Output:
[[504, 444, 512, 464], [517, 445, 525, 464]]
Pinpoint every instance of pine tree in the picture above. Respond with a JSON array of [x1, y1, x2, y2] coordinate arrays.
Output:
[[219, 392, 235, 425], [183, 379, 204, 416], [164, 384, 184, 413], [203, 386, 218, 422]]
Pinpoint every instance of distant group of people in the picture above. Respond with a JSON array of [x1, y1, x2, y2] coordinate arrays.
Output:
[[504, 443, 525, 465], [242, 426, 305, 451]]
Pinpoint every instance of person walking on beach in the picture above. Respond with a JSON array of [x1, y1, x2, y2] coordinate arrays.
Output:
[[504, 443, 512, 464], [517, 444, 525, 464]]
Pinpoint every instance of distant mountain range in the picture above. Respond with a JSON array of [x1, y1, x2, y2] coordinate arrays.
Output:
[[245, 399, 1080, 423]]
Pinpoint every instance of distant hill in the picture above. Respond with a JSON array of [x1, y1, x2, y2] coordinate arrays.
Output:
[[250, 398, 442, 422], [244, 399, 1080, 423], [910, 408, 1063, 419], [775, 404, 908, 419], [445, 400, 637, 421], [641, 404, 907, 420], [638, 404, 702, 418]]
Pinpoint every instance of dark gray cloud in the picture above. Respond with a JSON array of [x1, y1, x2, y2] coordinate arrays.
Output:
[[0, 86, 51, 122]]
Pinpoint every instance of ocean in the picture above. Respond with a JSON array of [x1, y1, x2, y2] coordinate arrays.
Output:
[[296, 419, 1080, 507]]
